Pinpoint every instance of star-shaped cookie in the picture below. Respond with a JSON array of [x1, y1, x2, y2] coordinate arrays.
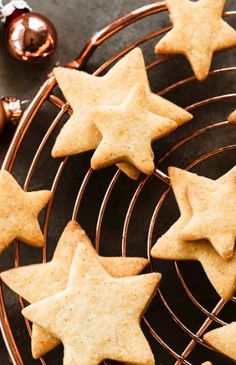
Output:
[[52, 47, 192, 179], [91, 84, 176, 175], [179, 166, 236, 260], [228, 109, 236, 124], [0, 170, 51, 253], [1, 220, 148, 358], [155, 0, 236, 81], [22, 242, 160, 365], [151, 167, 236, 300], [204, 322, 236, 361]]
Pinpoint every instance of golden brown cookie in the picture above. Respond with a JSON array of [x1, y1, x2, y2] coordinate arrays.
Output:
[[91, 84, 176, 175], [151, 167, 236, 300], [228, 109, 236, 124], [155, 0, 236, 81], [22, 242, 161, 365], [204, 323, 236, 361], [0, 170, 51, 253], [179, 166, 236, 260], [52, 47, 192, 179], [1, 221, 148, 358]]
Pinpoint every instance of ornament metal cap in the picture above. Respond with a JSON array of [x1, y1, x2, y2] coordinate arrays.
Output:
[[0, 96, 23, 132], [0, 0, 31, 23]]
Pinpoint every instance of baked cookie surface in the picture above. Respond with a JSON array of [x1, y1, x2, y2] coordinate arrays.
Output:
[[151, 167, 236, 300], [1, 220, 148, 358], [155, 0, 236, 80], [53, 48, 192, 179], [0, 170, 51, 253], [22, 242, 161, 365], [204, 322, 236, 361]]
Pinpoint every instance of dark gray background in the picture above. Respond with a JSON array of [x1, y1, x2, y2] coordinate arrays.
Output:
[[0, 1, 236, 365]]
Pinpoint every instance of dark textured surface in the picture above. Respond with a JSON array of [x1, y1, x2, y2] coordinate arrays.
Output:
[[0, 1, 236, 365]]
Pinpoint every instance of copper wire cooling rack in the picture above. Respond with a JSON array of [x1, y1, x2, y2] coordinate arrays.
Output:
[[0, 1, 236, 365]]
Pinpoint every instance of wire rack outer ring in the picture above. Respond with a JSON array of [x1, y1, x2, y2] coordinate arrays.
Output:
[[0, 1, 236, 365]]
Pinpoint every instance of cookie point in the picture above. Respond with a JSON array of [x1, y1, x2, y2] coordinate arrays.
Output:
[[51, 144, 64, 158], [195, 68, 209, 81], [150, 245, 158, 258], [66, 220, 80, 230], [228, 110, 236, 124], [131, 47, 143, 57]]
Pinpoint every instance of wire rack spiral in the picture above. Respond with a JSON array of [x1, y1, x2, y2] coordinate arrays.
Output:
[[0, 1, 236, 365]]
